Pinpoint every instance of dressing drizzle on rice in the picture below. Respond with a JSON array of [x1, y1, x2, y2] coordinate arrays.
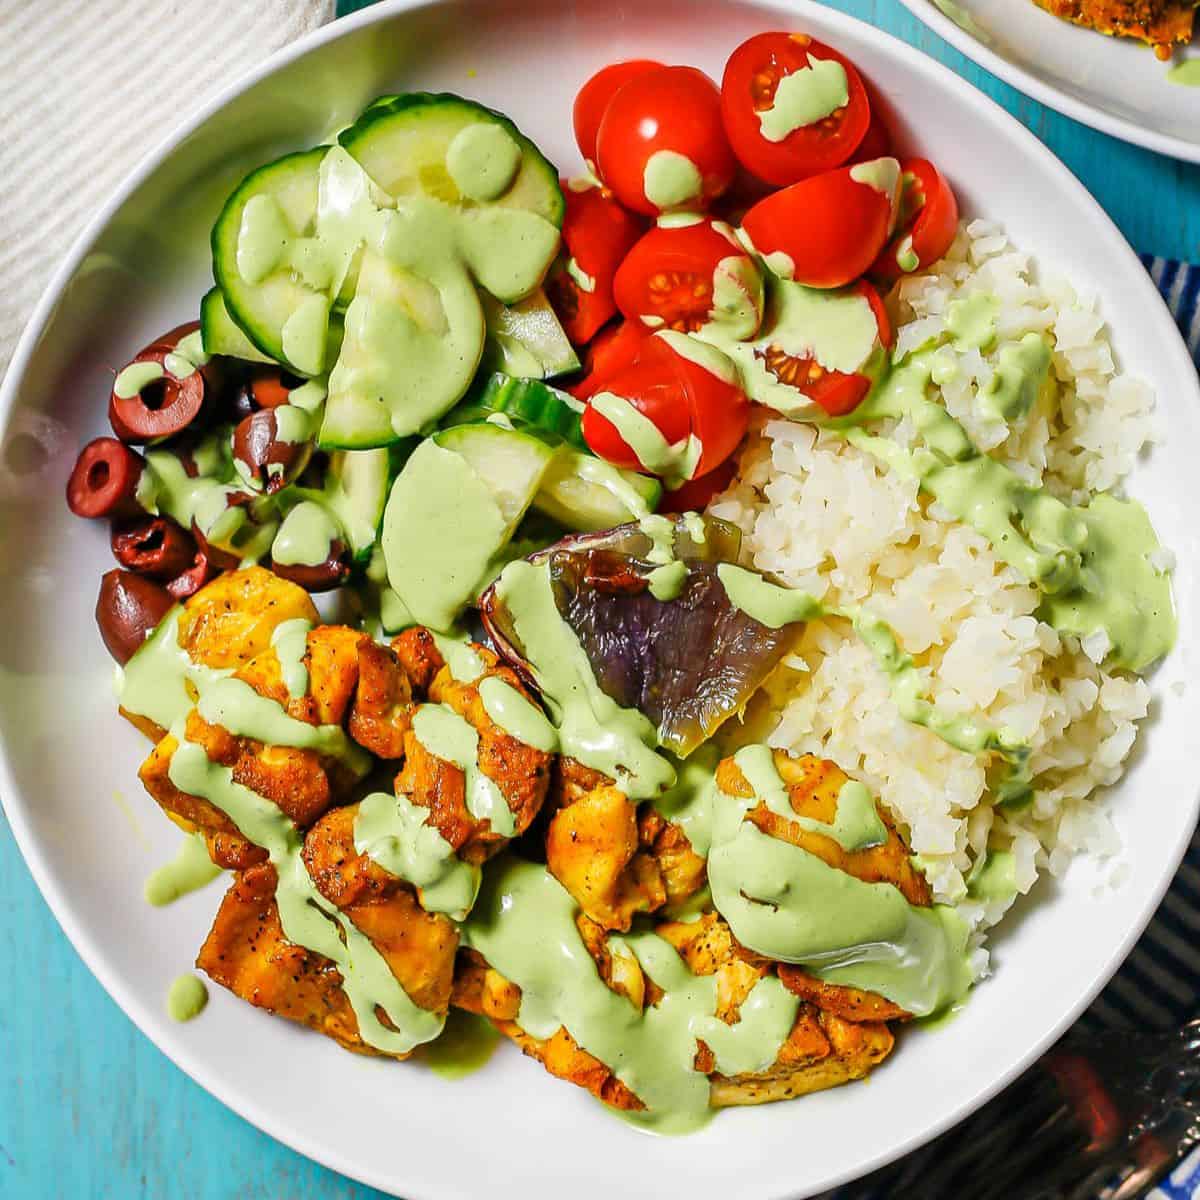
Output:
[[712, 218, 1160, 938]]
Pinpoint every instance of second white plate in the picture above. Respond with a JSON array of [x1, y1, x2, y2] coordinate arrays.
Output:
[[900, 0, 1200, 162]]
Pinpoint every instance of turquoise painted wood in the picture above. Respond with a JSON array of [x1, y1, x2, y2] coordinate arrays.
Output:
[[1, 2, 1197, 1197]]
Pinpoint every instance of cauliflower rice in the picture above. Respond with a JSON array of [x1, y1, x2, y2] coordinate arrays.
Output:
[[711, 219, 1158, 940]]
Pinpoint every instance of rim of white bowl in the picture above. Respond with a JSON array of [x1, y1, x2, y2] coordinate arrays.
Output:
[[0, 2, 1197, 1196], [898, 0, 1200, 165]]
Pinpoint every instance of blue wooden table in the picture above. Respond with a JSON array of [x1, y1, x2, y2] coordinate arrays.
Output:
[[2, 2, 1197, 1197]]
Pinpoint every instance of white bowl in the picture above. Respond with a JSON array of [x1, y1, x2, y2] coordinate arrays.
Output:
[[1, 2, 1198, 1197], [899, 0, 1200, 163]]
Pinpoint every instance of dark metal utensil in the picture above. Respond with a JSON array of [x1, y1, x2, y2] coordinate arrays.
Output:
[[832, 1019, 1200, 1200]]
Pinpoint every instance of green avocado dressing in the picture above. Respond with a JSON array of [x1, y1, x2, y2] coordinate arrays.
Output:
[[445, 123, 522, 202], [979, 333, 1051, 424], [354, 789, 481, 919], [144, 832, 223, 906], [193, 672, 372, 774], [462, 855, 799, 1133], [382, 440, 508, 631], [708, 254, 765, 340], [591, 392, 702, 488], [116, 607, 229, 731], [797, 780, 888, 851], [167, 973, 209, 1022], [839, 352, 1176, 671], [478, 675, 558, 753], [1167, 60, 1200, 86], [698, 277, 885, 417], [492, 560, 676, 799], [272, 618, 312, 699], [944, 291, 998, 351], [758, 59, 849, 142], [114, 360, 164, 400], [707, 747, 973, 1017], [643, 150, 703, 212], [418, 1009, 501, 1079], [412, 704, 516, 837], [168, 731, 444, 1053], [967, 849, 1018, 903], [271, 501, 342, 568]]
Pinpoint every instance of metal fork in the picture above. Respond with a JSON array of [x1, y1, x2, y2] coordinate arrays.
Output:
[[832, 1019, 1200, 1200]]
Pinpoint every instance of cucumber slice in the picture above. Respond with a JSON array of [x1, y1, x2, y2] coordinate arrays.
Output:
[[320, 247, 487, 448], [323, 447, 395, 562], [443, 374, 587, 450], [533, 450, 662, 532], [480, 289, 579, 379], [382, 426, 557, 629], [339, 93, 563, 228], [433, 422, 557, 529], [200, 288, 274, 364], [211, 147, 331, 375]]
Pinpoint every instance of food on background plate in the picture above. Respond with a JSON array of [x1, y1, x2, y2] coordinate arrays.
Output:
[[1030, 0, 1196, 59], [64, 29, 1176, 1134]]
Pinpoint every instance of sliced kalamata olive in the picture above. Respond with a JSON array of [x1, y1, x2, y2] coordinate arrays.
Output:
[[66, 437, 146, 519], [96, 569, 174, 665], [232, 408, 313, 493], [190, 517, 243, 572], [225, 365, 301, 422], [109, 331, 208, 445], [271, 540, 352, 593], [166, 549, 220, 599], [480, 515, 804, 757], [111, 515, 197, 579]]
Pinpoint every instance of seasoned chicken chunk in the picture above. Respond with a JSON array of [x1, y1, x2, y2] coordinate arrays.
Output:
[[1031, 0, 1194, 56], [120, 566, 318, 741], [197, 864, 375, 1055], [302, 806, 458, 1018], [714, 748, 928, 1020], [454, 907, 895, 1117], [396, 640, 552, 864], [139, 625, 388, 869], [546, 784, 666, 931]]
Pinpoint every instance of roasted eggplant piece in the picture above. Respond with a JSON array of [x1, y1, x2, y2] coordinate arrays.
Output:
[[481, 516, 807, 757]]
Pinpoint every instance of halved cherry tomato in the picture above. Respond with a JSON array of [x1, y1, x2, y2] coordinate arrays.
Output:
[[660, 458, 737, 513], [613, 218, 763, 339], [595, 66, 736, 216], [569, 319, 650, 403], [741, 157, 899, 288], [721, 33, 870, 186], [582, 331, 748, 483], [546, 181, 645, 345], [755, 281, 892, 417], [574, 59, 664, 168], [868, 158, 959, 285]]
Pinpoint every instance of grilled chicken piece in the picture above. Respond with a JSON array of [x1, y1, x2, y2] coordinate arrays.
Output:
[[717, 750, 931, 905], [302, 806, 458, 1018], [197, 863, 376, 1055], [715, 748, 926, 1020], [120, 565, 318, 741], [637, 806, 707, 909], [454, 905, 895, 1116], [391, 626, 442, 697], [139, 624, 404, 869], [452, 943, 644, 1113], [546, 784, 666, 931], [1031, 0, 1194, 56], [396, 641, 552, 864], [655, 913, 895, 1106]]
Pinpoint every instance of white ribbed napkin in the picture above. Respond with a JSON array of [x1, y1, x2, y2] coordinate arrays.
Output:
[[0, 0, 335, 379]]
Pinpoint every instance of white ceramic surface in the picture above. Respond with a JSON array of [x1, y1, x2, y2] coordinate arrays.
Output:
[[900, 0, 1200, 162], [1, 2, 1198, 1197]]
